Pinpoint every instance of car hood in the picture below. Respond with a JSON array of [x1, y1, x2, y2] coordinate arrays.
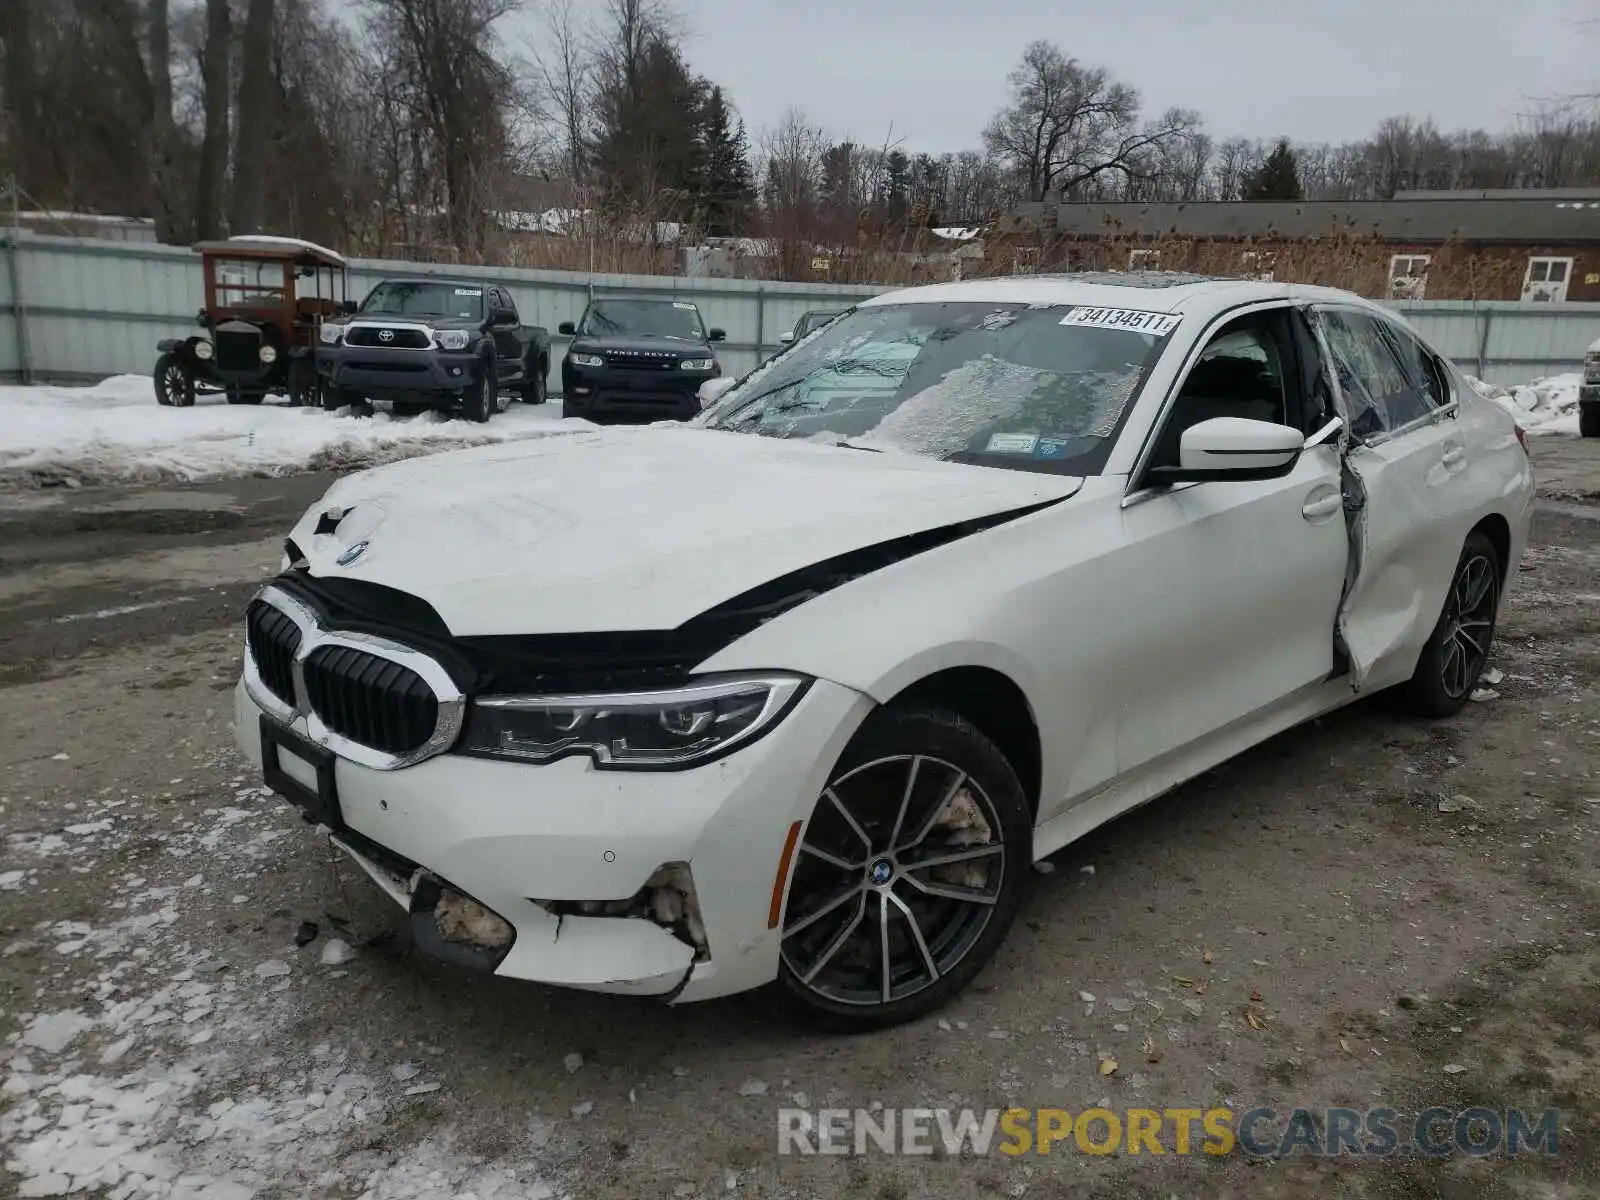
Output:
[[568, 335, 710, 356], [289, 426, 1081, 635], [350, 314, 479, 331]]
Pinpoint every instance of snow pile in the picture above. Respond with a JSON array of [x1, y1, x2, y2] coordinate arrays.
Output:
[[0, 376, 584, 489], [1465, 372, 1581, 436]]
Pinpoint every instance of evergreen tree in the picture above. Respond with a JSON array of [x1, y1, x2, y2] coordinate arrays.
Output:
[[591, 38, 706, 214], [694, 87, 756, 235], [1242, 138, 1304, 201]]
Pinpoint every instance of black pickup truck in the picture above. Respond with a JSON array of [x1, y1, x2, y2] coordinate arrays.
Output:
[[558, 296, 724, 423], [317, 278, 551, 422]]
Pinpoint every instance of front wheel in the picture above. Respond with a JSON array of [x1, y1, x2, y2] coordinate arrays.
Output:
[[1397, 530, 1502, 717], [153, 353, 194, 407], [776, 707, 1031, 1032], [462, 364, 494, 423], [226, 387, 264, 406], [287, 360, 318, 409], [1580, 405, 1600, 438]]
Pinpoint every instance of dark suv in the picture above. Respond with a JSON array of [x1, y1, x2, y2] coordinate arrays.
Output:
[[558, 297, 724, 423]]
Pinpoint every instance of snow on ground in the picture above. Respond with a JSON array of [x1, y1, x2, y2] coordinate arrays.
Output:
[[0, 376, 585, 490], [1466, 371, 1582, 436], [0, 783, 566, 1199]]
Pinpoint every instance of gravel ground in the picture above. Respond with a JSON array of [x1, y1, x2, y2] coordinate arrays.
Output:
[[0, 445, 1597, 1200]]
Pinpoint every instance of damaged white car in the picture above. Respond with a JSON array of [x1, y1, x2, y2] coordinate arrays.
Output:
[[234, 274, 1534, 1030]]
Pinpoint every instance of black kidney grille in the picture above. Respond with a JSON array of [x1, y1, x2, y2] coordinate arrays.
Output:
[[246, 600, 301, 706], [346, 326, 431, 349], [303, 644, 438, 755]]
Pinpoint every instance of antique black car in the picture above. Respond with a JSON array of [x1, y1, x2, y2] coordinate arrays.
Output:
[[153, 236, 353, 407]]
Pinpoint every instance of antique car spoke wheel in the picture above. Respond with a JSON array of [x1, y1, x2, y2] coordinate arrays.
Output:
[[779, 723, 1024, 1029], [154, 354, 194, 407]]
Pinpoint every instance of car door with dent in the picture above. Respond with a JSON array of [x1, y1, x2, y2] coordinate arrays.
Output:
[[1111, 305, 1351, 776], [1307, 304, 1471, 692]]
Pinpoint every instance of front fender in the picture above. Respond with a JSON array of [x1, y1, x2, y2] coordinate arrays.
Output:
[[157, 338, 184, 354]]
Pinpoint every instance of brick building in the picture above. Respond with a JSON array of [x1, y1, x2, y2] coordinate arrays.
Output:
[[991, 188, 1600, 302]]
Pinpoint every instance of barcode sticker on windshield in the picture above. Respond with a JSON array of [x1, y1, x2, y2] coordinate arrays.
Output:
[[454, 288, 482, 296], [1059, 307, 1181, 337], [673, 301, 696, 310]]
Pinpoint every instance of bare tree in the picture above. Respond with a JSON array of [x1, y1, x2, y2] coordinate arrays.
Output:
[[228, 0, 275, 234], [195, 0, 231, 237], [530, 0, 593, 181]]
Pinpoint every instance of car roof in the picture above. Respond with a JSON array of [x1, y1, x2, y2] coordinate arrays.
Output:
[[196, 235, 346, 267], [373, 276, 493, 290], [860, 273, 1385, 322], [588, 294, 700, 306]]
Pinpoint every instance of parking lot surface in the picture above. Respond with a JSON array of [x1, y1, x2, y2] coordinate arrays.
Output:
[[1, 443, 1597, 1199]]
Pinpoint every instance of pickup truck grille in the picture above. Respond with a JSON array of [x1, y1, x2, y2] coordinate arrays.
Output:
[[246, 601, 302, 706], [345, 326, 431, 350], [302, 644, 439, 756]]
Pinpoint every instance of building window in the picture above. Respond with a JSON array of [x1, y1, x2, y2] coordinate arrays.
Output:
[[1240, 250, 1276, 281], [1522, 256, 1573, 303], [1387, 255, 1431, 300], [1129, 248, 1161, 271]]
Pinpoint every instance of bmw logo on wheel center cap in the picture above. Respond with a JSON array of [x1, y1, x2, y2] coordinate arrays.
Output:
[[869, 859, 894, 886]]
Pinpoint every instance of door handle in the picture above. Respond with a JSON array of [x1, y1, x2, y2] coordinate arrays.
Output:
[[1441, 441, 1466, 467], [1302, 491, 1342, 521]]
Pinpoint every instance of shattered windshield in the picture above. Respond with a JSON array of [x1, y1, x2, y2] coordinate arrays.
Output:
[[699, 301, 1176, 475]]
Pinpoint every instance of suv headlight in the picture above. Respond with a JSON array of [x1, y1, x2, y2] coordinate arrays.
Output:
[[680, 357, 716, 371], [435, 330, 470, 351], [568, 352, 604, 368], [320, 323, 345, 346], [458, 673, 809, 770]]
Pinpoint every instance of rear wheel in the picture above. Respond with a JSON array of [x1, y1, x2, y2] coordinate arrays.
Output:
[[1397, 530, 1502, 717], [287, 359, 319, 409], [153, 353, 193, 407], [776, 708, 1031, 1032], [226, 387, 264, 406], [1580, 405, 1600, 438], [522, 363, 547, 405]]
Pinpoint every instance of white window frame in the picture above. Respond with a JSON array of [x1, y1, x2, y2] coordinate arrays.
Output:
[[1129, 248, 1161, 271], [1387, 254, 1431, 300], [1522, 256, 1574, 303]]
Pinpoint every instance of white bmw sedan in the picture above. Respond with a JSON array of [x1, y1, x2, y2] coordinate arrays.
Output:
[[234, 274, 1534, 1030]]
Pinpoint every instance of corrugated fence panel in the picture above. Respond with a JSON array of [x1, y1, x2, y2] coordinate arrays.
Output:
[[3, 231, 1594, 391]]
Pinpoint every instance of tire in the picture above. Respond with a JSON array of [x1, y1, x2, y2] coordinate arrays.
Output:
[[775, 707, 1031, 1032], [153, 352, 193, 408], [1580, 405, 1600, 438], [287, 360, 318, 409], [226, 387, 264, 406], [1396, 530, 1502, 718], [462, 363, 493, 423], [322, 385, 347, 412], [522, 362, 547, 405]]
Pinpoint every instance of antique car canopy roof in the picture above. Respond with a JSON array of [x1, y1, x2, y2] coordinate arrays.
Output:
[[194, 235, 347, 267]]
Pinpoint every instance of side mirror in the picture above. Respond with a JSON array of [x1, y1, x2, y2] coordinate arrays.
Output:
[[340, 300, 358, 315], [779, 331, 795, 345], [558, 321, 576, 336], [707, 327, 726, 342], [488, 306, 517, 327], [698, 376, 738, 409], [1147, 417, 1305, 484]]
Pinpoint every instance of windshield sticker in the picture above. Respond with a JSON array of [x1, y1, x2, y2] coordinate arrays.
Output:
[[980, 311, 1018, 331], [1034, 437, 1071, 459], [1059, 307, 1181, 337], [985, 432, 1039, 454], [453, 287, 482, 296], [673, 301, 696, 310]]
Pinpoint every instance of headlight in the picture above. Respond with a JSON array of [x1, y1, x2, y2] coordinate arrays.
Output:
[[435, 330, 470, 351], [319, 323, 345, 346], [458, 673, 809, 770], [1585, 353, 1600, 383], [568, 353, 604, 368], [193, 339, 214, 360], [258, 344, 278, 364], [680, 357, 716, 371]]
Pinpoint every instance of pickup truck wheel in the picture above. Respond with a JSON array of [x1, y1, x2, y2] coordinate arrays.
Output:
[[522, 366, 547, 405], [462, 364, 493, 424], [1580, 405, 1600, 438]]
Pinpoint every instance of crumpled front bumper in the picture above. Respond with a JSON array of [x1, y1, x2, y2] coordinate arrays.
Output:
[[233, 674, 873, 1002]]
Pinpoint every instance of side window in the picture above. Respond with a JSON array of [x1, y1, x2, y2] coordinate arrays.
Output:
[[1147, 311, 1296, 471], [1312, 308, 1433, 439], [1375, 320, 1451, 410]]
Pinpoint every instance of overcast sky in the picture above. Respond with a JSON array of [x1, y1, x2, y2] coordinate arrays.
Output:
[[509, 0, 1596, 155]]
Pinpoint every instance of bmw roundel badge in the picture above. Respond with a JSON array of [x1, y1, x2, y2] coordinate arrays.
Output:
[[336, 540, 369, 567]]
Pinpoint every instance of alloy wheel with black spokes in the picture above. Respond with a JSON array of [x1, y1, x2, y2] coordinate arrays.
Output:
[[777, 707, 1031, 1030], [1401, 529, 1503, 717]]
